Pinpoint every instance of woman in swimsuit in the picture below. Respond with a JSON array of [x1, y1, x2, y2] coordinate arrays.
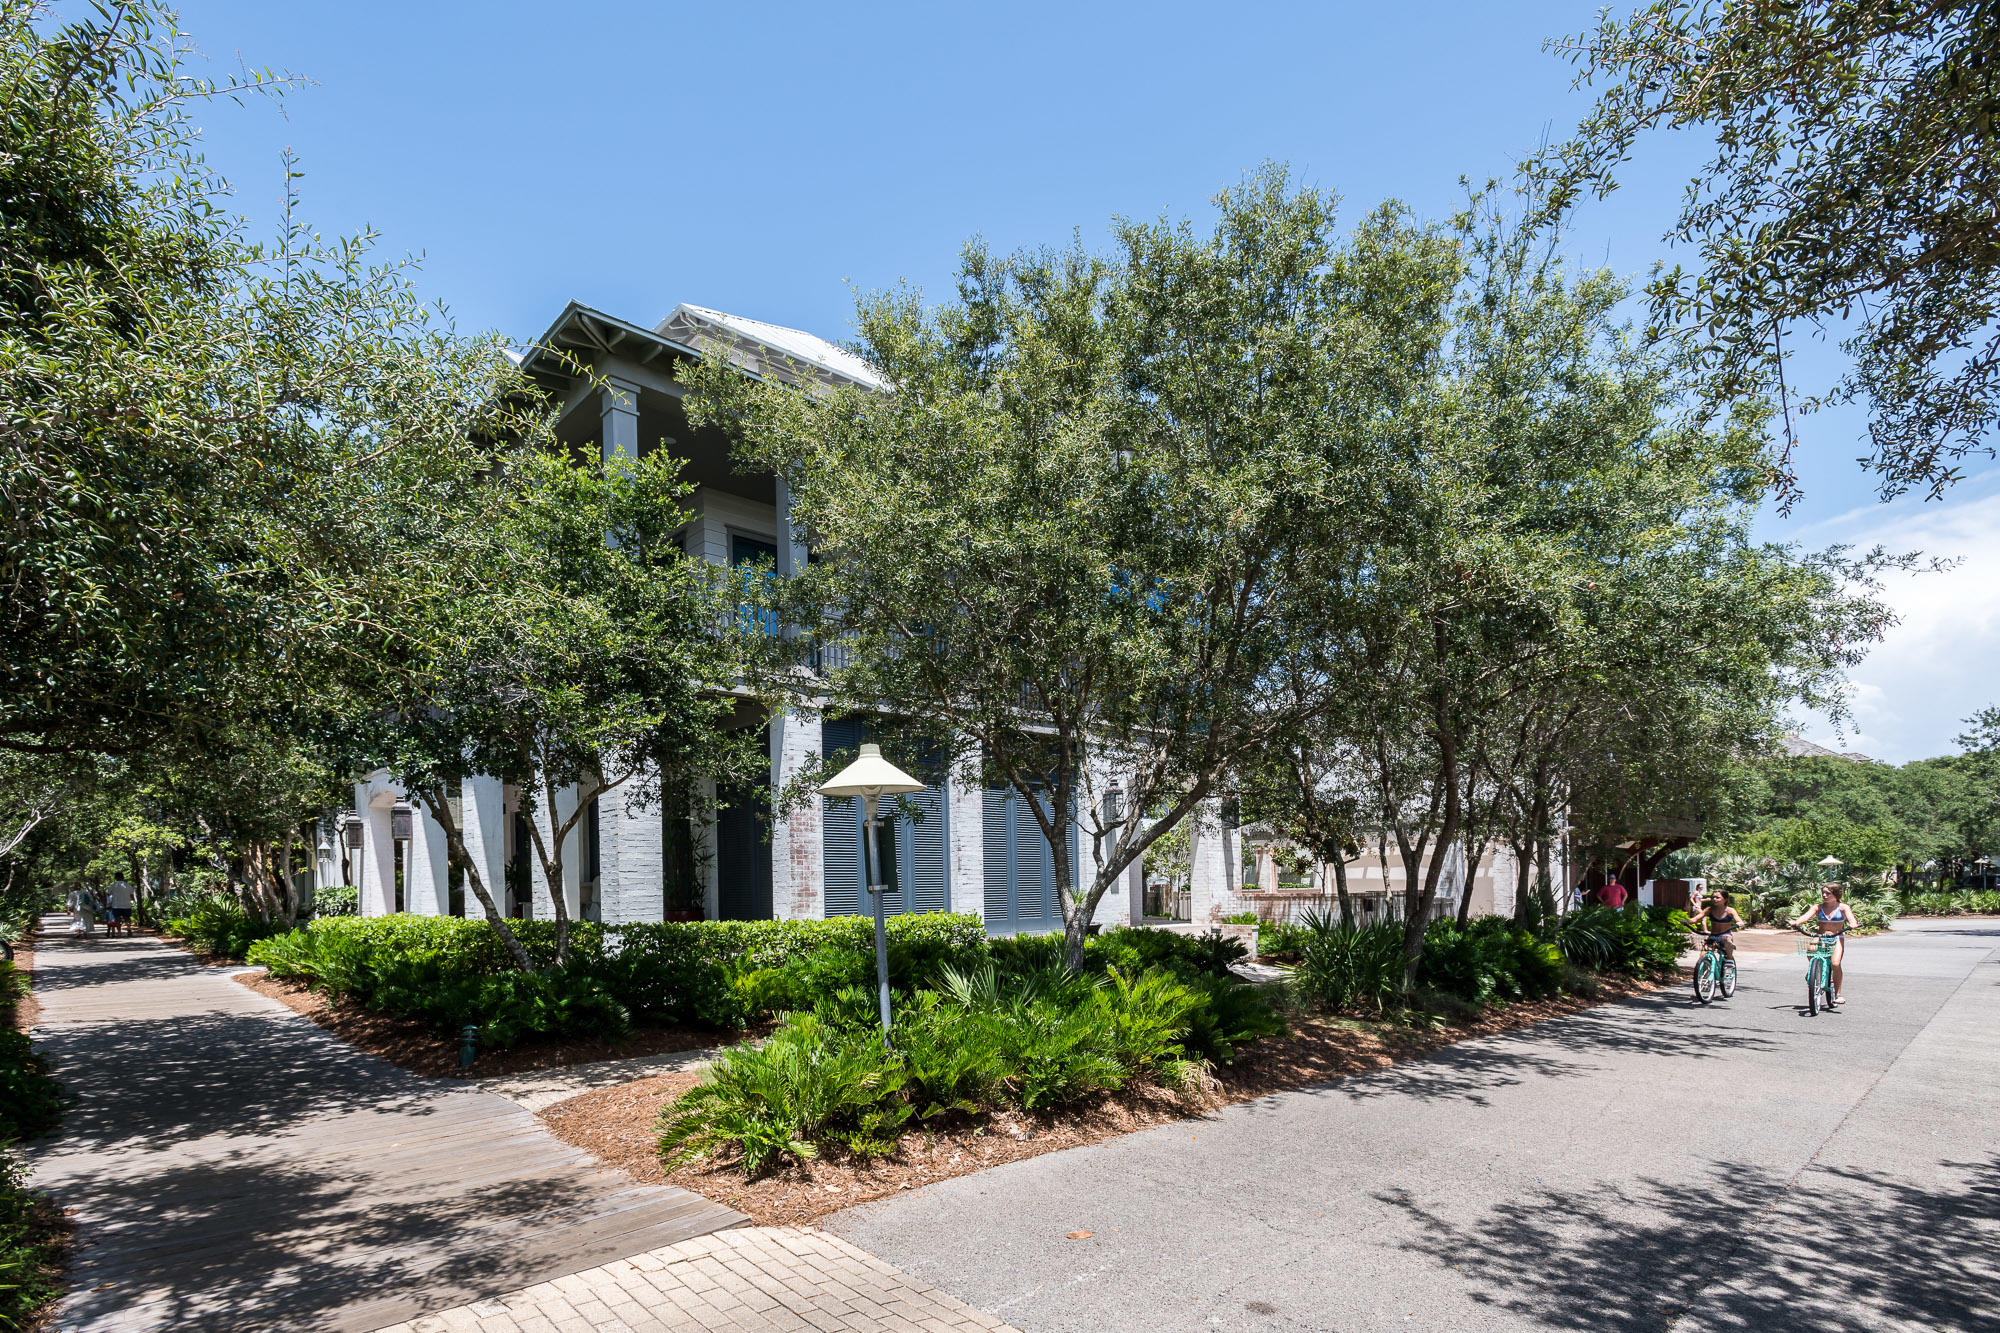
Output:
[[1787, 884, 1853, 1005]]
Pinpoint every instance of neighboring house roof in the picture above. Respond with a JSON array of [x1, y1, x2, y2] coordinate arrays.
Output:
[[1779, 736, 1879, 764]]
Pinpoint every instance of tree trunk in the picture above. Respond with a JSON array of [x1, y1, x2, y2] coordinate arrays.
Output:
[[1330, 854, 1354, 930]]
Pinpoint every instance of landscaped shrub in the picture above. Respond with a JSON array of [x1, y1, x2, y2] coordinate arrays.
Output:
[[312, 886, 359, 917], [1898, 888, 2000, 916], [1178, 971, 1288, 1063], [1292, 920, 1406, 1014], [657, 1013, 909, 1174], [246, 912, 991, 1045], [0, 1148, 63, 1332], [1416, 918, 1565, 1006], [0, 964, 63, 1143], [166, 894, 293, 960]]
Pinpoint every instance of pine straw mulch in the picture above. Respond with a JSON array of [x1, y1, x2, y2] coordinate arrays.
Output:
[[538, 969, 1678, 1227], [8, 938, 37, 1031], [232, 969, 737, 1079]]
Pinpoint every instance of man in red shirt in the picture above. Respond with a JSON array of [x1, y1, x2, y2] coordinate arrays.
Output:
[[1598, 879, 1629, 909]]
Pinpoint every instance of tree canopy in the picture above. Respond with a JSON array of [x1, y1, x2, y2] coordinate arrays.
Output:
[[1547, 0, 2000, 502]]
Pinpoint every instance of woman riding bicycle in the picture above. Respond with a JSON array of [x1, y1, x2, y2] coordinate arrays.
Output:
[[1689, 889, 1743, 961], [1787, 884, 1853, 1005]]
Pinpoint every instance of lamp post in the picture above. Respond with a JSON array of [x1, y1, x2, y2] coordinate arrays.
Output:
[[1818, 854, 1844, 886], [819, 743, 927, 1046]]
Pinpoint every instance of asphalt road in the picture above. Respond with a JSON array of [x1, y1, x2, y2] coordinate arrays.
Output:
[[827, 917, 2000, 1333]]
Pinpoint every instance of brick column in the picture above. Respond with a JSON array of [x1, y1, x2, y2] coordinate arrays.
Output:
[[1185, 798, 1245, 925], [947, 750, 984, 923], [771, 710, 825, 920], [458, 775, 507, 914], [598, 776, 664, 924]]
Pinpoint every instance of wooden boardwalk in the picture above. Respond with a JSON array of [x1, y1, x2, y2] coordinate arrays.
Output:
[[23, 923, 743, 1333]]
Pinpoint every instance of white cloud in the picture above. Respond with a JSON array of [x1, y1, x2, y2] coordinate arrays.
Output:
[[1787, 469, 2000, 763]]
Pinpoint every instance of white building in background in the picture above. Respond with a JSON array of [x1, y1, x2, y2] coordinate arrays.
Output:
[[338, 302, 1246, 935]]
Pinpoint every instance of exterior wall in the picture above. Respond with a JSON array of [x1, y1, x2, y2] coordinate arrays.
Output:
[[686, 489, 780, 567], [771, 711, 826, 920]]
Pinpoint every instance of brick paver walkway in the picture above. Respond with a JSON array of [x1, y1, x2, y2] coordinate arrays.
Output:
[[24, 922, 745, 1332], [374, 1226, 1017, 1333]]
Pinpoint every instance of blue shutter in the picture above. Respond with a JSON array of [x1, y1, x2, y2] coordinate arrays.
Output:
[[984, 787, 1011, 930]]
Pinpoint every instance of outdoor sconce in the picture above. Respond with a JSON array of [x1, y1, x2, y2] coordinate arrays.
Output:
[[342, 816, 365, 851], [1102, 780, 1124, 828], [391, 802, 414, 842], [819, 743, 926, 1047]]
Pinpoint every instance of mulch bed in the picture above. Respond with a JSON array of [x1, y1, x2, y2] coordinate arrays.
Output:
[[232, 969, 736, 1080], [537, 970, 1677, 1227], [8, 938, 37, 1031]]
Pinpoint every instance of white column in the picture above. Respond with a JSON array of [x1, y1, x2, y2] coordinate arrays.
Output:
[[459, 775, 507, 913], [947, 753, 984, 923], [599, 775, 664, 924], [771, 711, 824, 919], [1185, 799, 1243, 925], [362, 791, 396, 917], [527, 788, 582, 921], [409, 802, 450, 915]]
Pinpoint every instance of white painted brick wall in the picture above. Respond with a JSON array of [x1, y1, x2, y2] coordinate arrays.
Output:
[[771, 711, 825, 920]]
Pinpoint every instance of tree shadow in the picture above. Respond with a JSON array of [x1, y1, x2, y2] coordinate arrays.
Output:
[[1382, 1155, 2000, 1332], [31, 1008, 443, 1144], [50, 1155, 694, 1331], [1316, 992, 1780, 1109], [23, 941, 210, 991]]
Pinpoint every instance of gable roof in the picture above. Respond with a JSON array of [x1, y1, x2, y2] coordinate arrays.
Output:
[[518, 301, 884, 393], [1780, 736, 1879, 764], [658, 304, 885, 390]]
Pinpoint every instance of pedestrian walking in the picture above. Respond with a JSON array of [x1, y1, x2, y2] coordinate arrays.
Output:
[[106, 878, 136, 936], [65, 885, 97, 939]]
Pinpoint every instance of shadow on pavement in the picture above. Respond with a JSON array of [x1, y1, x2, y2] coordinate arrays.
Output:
[[1383, 1155, 2000, 1332], [54, 1156, 602, 1331], [1328, 991, 1779, 1109], [39, 1009, 440, 1144]]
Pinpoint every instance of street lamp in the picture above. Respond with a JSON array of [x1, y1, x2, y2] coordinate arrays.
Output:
[[819, 743, 927, 1046], [1818, 854, 1844, 885]]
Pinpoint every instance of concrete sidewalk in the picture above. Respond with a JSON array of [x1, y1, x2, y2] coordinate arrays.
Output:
[[24, 923, 744, 1332], [826, 917, 2000, 1333]]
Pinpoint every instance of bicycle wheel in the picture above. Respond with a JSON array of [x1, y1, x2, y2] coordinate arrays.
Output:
[[1720, 958, 1737, 999], [1694, 952, 1717, 1004], [1807, 957, 1823, 1015]]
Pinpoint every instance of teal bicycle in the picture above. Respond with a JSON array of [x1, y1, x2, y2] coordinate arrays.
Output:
[[1797, 929, 1839, 1016], [1692, 934, 1738, 1004]]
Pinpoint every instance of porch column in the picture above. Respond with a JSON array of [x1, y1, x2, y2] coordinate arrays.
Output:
[[600, 376, 642, 469], [947, 747, 984, 924], [361, 792, 396, 917], [771, 711, 825, 919], [527, 784, 582, 921], [1185, 798, 1244, 925], [459, 775, 507, 913], [598, 776, 664, 924], [410, 801, 450, 916]]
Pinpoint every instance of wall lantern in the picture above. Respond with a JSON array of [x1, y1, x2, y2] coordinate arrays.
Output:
[[818, 744, 926, 1046], [391, 802, 415, 842], [342, 815, 365, 851], [1102, 779, 1124, 829]]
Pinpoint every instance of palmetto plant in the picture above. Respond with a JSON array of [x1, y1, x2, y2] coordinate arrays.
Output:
[[656, 1014, 908, 1175]]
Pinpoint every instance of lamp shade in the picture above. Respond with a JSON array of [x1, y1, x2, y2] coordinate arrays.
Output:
[[1817, 855, 1844, 869], [819, 743, 926, 798]]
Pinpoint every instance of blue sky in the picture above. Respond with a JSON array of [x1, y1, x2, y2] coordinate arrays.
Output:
[[165, 0, 1995, 762]]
